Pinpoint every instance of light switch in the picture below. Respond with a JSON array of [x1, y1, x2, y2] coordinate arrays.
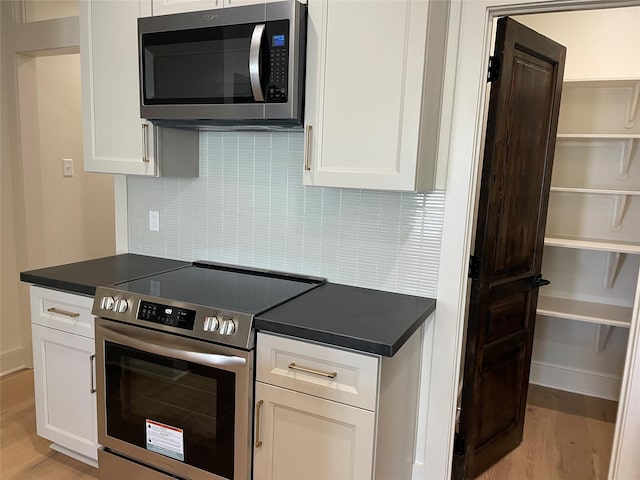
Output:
[[63, 158, 74, 177]]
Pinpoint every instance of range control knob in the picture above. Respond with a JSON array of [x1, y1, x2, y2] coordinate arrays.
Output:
[[220, 319, 236, 336], [101, 296, 115, 310], [204, 316, 220, 332], [114, 299, 128, 313]]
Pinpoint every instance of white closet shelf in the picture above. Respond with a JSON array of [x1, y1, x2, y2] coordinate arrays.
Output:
[[544, 235, 640, 254], [556, 134, 640, 139], [537, 295, 632, 328], [550, 187, 640, 195], [563, 78, 640, 87]]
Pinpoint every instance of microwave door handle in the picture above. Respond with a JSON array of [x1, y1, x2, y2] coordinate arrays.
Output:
[[249, 24, 265, 102], [99, 323, 246, 370]]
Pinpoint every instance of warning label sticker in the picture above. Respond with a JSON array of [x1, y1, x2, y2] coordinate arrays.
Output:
[[146, 419, 184, 462]]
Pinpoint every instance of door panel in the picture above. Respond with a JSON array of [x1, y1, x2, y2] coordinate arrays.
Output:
[[32, 324, 99, 461], [253, 382, 375, 480], [485, 292, 527, 343], [453, 17, 566, 479], [476, 343, 526, 446]]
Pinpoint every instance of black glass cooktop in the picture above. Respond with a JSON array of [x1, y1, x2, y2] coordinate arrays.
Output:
[[115, 262, 325, 315]]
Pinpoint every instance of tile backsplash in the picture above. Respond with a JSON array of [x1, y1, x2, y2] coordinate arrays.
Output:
[[128, 131, 445, 298]]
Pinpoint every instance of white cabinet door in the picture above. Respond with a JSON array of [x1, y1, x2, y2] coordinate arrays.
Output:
[[80, 0, 157, 175], [223, 0, 281, 7], [152, 0, 220, 15], [32, 324, 98, 462], [303, 0, 448, 191], [154, 0, 283, 15], [253, 382, 375, 480]]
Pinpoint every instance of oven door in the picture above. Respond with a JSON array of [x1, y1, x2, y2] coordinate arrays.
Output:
[[95, 318, 252, 480]]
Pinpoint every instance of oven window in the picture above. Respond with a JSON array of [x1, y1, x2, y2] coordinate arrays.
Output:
[[104, 341, 235, 479]]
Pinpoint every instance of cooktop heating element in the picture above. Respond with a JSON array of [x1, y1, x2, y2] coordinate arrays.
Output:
[[92, 261, 325, 350]]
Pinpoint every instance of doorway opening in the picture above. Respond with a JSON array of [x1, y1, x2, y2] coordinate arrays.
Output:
[[458, 6, 640, 479]]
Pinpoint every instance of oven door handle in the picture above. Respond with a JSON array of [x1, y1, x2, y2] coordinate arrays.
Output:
[[99, 324, 247, 369]]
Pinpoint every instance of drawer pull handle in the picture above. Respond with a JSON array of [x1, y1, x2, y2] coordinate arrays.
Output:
[[89, 354, 96, 394], [142, 123, 150, 163], [303, 125, 312, 171], [47, 307, 80, 318], [255, 400, 264, 448], [288, 362, 337, 379]]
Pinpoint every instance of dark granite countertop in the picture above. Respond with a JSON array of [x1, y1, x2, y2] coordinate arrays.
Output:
[[21, 256, 435, 357], [255, 283, 436, 357], [20, 254, 190, 296]]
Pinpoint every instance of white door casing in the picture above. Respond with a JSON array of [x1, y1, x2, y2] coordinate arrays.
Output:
[[418, 0, 640, 479]]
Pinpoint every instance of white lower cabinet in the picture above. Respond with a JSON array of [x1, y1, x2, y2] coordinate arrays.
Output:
[[29, 286, 99, 466], [255, 330, 424, 480], [253, 382, 375, 480]]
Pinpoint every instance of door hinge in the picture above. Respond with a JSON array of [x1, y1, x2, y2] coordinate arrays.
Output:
[[487, 55, 500, 82], [468, 255, 481, 279], [454, 432, 466, 455]]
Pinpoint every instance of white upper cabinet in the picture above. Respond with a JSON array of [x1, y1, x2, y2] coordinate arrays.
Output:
[[153, 0, 220, 15], [303, 0, 450, 191], [80, 0, 157, 176], [153, 0, 281, 15]]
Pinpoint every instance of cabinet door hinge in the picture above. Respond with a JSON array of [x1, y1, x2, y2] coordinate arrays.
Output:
[[468, 255, 481, 279], [454, 432, 466, 455], [487, 55, 500, 82]]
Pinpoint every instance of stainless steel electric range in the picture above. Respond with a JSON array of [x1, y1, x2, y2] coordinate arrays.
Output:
[[91, 261, 324, 480]]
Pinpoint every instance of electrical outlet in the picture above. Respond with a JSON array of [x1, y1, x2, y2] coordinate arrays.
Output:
[[63, 158, 74, 177], [149, 210, 160, 232]]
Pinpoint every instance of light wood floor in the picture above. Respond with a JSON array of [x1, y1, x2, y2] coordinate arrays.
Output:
[[0, 370, 617, 480], [476, 384, 617, 480], [0, 369, 98, 480]]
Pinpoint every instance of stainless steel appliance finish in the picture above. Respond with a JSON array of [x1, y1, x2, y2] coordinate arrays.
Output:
[[92, 262, 323, 480], [138, 0, 307, 129], [99, 449, 178, 480], [95, 318, 252, 480]]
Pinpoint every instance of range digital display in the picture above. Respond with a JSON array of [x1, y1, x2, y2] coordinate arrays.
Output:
[[137, 301, 196, 330]]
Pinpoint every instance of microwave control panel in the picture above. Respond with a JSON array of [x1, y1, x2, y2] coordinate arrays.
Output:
[[266, 21, 289, 103]]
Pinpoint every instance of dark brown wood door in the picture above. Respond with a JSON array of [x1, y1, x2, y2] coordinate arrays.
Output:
[[452, 17, 566, 480]]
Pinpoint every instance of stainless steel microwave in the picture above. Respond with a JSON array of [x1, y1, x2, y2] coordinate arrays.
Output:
[[138, 0, 306, 129]]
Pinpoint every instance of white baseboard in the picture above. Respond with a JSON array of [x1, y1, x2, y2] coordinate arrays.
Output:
[[49, 443, 99, 468], [529, 360, 621, 401], [0, 346, 27, 376]]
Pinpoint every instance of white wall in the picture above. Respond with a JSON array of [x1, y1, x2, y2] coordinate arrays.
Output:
[[516, 7, 640, 80], [35, 53, 115, 266], [0, 0, 26, 375], [0, 1, 116, 375], [24, 0, 78, 22]]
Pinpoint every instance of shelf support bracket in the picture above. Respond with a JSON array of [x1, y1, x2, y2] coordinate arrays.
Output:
[[603, 251, 623, 290], [624, 80, 640, 129], [611, 194, 628, 232], [594, 324, 613, 353], [618, 138, 635, 181]]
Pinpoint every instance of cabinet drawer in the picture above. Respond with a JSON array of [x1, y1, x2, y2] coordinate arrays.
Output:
[[256, 333, 379, 411], [30, 286, 95, 339]]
